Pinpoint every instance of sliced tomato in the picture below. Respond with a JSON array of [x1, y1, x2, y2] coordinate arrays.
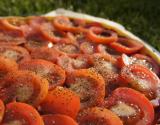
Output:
[[110, 37, 144, 54], [53, 41, 80, 57], [0, 99, 5, 123], [26, 17, 62, 42], [25, 39, 51, 51], [1, 102, 44, 125], [77, 107, 123, 125], [42, 114, 78, 125], [0, 45, 31, 63], [96, 44, 121, 58], [117, 54, 160, 75], [30, 47, 62, 63], [66, 69, 105, 108], [57, 55, 74, 72], [0, 19, 24, 36], [0, 57, 18, 80], [120, 64, 160, 99], [38, 22, 62, 42], [72, 54, 92, 69], [19, 59, 66, 90], [53, 16, 83, 33], [86, 26, 118, 44], [117, 54, 132, 68], [105, 87, 154, 125], [91, 54, 120, 97], [80, 41, 96, 54], [40, 86, 80, 119], [133, 54, 160, 75], [0, 19, 26, 45], [0, 70, 49, 106], [91, 54, 119, 92]]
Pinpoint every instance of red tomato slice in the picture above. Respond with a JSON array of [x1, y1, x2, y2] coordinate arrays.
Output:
[[42, 114, 78, 125], [0, 57, 18, 80], [0, 19, 26, 45], [72, 54, 92, 69], [0, 19, 24, 36], [25, 39, 51, 51], [117, 54, 160, 75], [91, 54, 120, 97], [80, 41, 96, 54], [30, 47, 62, 63], [66, 69, 105, 108], [40, 86, 80, 119], [0, 45, 31, 63], [53, 41, 80, 57], [19, 59, 66, 90], [0, 99, 5, 123], [86, 26, 118, 44], [37, 21, 70, 43], [105, 87, 154, 125], [77, 107, 123, 125], [96, 44, 121, 58], [53, 16, 84, 33], [2, 102, 44, 125], [110, 37, 144, 54], [120, 64, 160, 99], [117, 54, 132, 68], [26, 17, 63, 43], [0, 70, 49, 106], [133, 54, 160, 75], [57, 55, 74, 72], [92, 53, 119, 78]]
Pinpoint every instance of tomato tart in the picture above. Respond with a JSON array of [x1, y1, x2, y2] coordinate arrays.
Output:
[[0, 9, 159, 125]]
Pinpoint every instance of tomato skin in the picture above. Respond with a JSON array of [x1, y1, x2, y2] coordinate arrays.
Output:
[[86, 26, 118, 44], [105, 87, 154, 125], [110, 37, 143, 54], [120, 64, 160, 100], [2, 102, 44, 125], [42, 114, 78, 125], [0, 45, 31, 63], [40, 86, 80, 119], [0, 100, 5, 123], [77, 107, 123, 125]]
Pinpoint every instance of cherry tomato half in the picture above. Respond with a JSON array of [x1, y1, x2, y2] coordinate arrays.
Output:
[[0, 45, 31, 63], [105, 87, 154, 125], [40, 86, 80, 119], [0, 70, 49, 106], [2, 102, 44, 125], [19, 59, 66, 90], [66, 69, 105, 108], [86, 26, 118, 44], [120, 64, 160, 100], [110, 37, 143, 54]]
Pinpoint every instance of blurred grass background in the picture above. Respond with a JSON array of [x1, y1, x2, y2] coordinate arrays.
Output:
[[0, 0, 159, 51]]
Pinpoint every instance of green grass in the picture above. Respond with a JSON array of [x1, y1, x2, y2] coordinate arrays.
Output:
[[0, 0, 160, 51]]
